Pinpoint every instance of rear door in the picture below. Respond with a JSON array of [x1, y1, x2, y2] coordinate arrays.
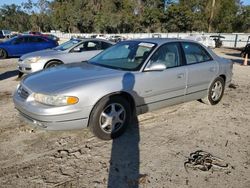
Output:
[[28, 36, 50, 51], [181, 42, 219, 97]]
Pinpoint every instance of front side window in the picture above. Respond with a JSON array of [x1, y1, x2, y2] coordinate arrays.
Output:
[[89, 41, 156, 71], [54, 39, 81, 51], [84, 41, 100, 51], [12, 37, 25, 44], [182, 42, 212, 64], [72, 41, 101, 52], [149, 43, 181, 69]]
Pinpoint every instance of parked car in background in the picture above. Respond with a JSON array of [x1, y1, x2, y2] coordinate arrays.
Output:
[[13, 38, 233, 140], [18, 38, 114, 74], [109, 35, 127, 43], [210, 35, 225, 48], [90, 34, 107, 40], [185, 35, 215, 48], [0, 30, 11, 39], [24, 31, 60, 41], [0, 35, 58, 59], [152, 33, 162, 38], [240, 43, 250, 58]]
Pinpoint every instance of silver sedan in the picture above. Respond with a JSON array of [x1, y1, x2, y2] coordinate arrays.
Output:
[[17, 38, 114, 74], [13, 38, 233, 140]]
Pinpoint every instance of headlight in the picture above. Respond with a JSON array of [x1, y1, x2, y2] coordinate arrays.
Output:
[[26, 56, 41, 63], [33, 93, 79, 106]]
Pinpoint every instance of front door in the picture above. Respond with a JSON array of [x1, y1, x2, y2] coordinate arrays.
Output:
[[134, 42, 187, 113]]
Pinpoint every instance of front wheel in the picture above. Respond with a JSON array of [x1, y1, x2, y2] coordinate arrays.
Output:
[[200, 77, 225, 105], [89, 96, 131, 140], [44, 61, 62, 69]]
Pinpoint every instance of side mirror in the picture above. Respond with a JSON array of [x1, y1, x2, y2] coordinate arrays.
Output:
[[144, 62, 166, 71]]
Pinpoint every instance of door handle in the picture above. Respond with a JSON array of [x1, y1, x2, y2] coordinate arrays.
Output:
[[177, 73, 184, 79]]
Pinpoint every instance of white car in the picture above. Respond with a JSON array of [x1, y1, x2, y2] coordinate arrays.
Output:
[[18, 38, 114, 75]]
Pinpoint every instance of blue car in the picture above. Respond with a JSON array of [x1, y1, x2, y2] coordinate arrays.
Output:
[[0, 35, 58, 59]]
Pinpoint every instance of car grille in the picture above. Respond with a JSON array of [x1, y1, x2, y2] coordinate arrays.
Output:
[[17, 86, 30, 100]]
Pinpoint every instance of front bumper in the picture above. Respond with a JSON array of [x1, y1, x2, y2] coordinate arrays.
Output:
[[17, 108, 88, 130], [13, 86, 93, 130], [18, 60, 46, 74]]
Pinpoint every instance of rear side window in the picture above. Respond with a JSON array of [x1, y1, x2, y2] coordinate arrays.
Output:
[[29, 37, 47, 42], [37, 37, 46, 42], [101, 42, 112, 50], [182, 42, 212, 64]]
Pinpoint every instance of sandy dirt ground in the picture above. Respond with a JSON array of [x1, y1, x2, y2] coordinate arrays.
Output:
[[0, 48, 249, 188]]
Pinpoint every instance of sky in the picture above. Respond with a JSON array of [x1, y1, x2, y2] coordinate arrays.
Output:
[[0, 0, 250, 7]]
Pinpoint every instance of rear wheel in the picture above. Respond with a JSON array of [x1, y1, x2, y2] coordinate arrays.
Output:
[[200, 77, 225, 105], [89, 96, 131, 140], [44, 61, 62, 69], [0, 48, 7, 59]]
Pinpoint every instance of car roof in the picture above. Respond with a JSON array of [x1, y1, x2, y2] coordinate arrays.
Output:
[[70, 38, 114, 43], [127, 38, 204, 46], [17, 34, 44, 38]]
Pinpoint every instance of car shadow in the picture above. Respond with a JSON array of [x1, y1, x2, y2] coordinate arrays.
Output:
[[107, 118, 140, 188], [225, 53, 242, 58], [223, 52, 248, 65], [107, 73, 147, 188], [0, 70, 19, 81]]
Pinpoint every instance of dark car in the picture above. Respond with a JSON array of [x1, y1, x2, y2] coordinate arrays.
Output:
[[241, 43, 250, 58], [0, 31, 4, 39], [0, 35, 58, 59], [0, 30, 11, 39]]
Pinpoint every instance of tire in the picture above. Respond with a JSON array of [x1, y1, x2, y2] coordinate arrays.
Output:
[[44, 61, 62, 69], [0, 48, 7, 59], [240, 52, 246, 58], [89, 96, 131, 140], [200, 77, 225, 105], [18, 71, 24, 78]]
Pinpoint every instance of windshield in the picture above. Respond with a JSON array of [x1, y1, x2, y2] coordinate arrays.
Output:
[[89, 41, 156, 71], [54, 39, 81, 51]]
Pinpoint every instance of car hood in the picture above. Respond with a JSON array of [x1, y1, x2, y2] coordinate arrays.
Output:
[[20, 49, 64, 60], [22, 62, 124, 93]]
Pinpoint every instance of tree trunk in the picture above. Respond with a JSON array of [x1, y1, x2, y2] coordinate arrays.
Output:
[[208, 0, 216, 32]]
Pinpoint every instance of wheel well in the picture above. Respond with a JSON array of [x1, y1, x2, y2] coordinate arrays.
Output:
[[0, 48, 8, 56], [44, 59, 63, 68], [87, 92, 136, 127], [219, 74, 226, 82]]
